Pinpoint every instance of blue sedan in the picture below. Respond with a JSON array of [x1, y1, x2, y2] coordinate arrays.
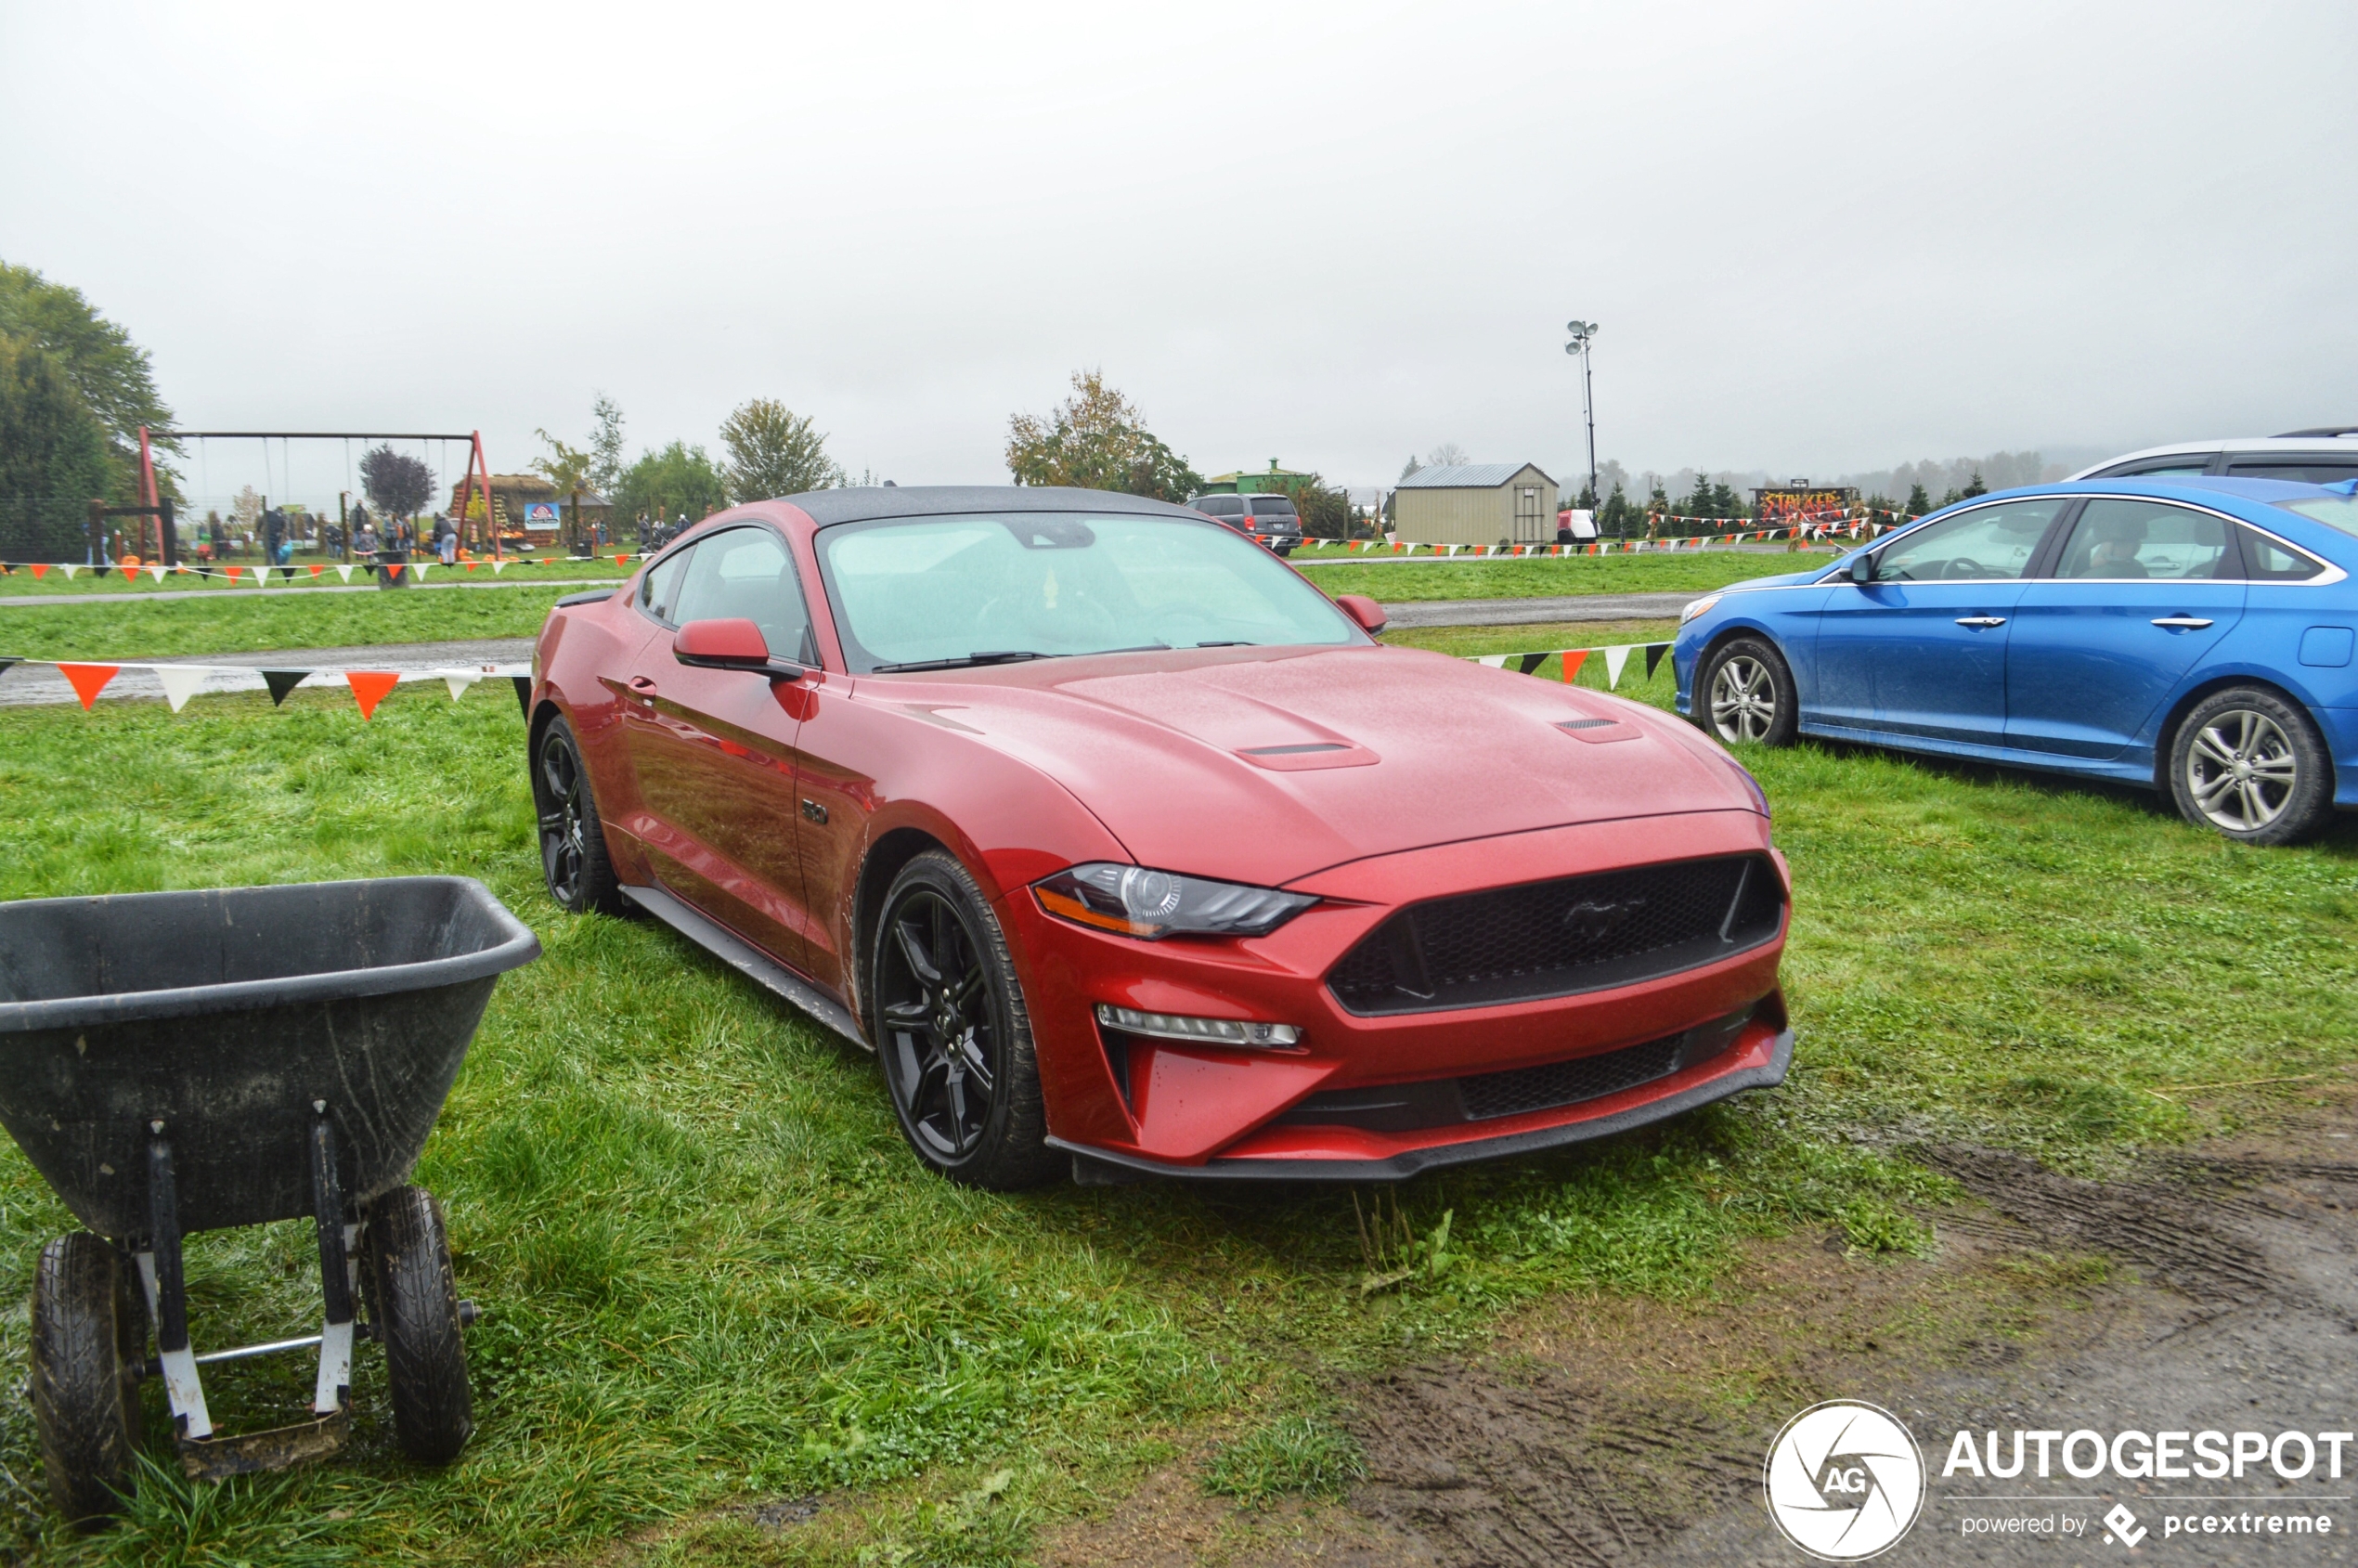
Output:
[[1673, 477, 2358, 844]]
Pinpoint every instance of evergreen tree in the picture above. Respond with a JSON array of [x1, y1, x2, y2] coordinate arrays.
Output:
[[1961, 470, 1987, 499], [0, 332, 113, 557], [1905, 482, 1933, 518]]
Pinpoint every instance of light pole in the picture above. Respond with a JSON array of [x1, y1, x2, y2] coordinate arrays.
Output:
[[1564, 320, 1601, 537]]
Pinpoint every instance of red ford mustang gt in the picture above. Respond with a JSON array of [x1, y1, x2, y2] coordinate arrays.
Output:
[[526, 486, 1793, 1187]]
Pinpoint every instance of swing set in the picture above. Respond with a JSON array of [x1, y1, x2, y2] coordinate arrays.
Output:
[[134, 427, 499, 565]]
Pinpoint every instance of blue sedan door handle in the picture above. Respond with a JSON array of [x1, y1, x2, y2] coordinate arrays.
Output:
[[1953, 616, 2007, 628], [2151, 616, 2215, 629]]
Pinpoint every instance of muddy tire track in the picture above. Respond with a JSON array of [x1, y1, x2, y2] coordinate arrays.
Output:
[[1347, 1365, 1757, 1567]]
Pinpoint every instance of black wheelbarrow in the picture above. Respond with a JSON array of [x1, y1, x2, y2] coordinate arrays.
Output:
[[0, 877, 539, 1525]]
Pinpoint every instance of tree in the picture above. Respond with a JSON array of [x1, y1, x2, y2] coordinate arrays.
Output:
[[1293, 475, 1354, 539], [1599, 482, 1635, 538], [618, 441, 729, 527], [0, 332, 113, 557], [0, 262, 176, 503], [1425, 442, 1471, 469], [359, 444, 434, 519], [1905, 482, 1933, 517], [1961, 469, 1988, 499], [589, 393, 628, 500], [720, 398, 844, 500], [1005, 370, 1202, 503]]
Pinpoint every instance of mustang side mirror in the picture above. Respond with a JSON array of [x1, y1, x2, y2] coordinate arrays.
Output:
[[1846, 553, 1877, 585], [673, 618, 806, 681], [1335, 593, 1388, 634]]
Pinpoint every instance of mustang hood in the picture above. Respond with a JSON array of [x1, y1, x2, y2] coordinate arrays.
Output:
[[877, 646, 1759, 886]]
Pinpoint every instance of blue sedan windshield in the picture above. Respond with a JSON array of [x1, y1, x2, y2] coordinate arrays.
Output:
[[816, 512, 1359, 672]]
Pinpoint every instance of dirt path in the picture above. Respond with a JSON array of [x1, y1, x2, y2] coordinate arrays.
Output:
[[1051, 1101, 2358, 1566]]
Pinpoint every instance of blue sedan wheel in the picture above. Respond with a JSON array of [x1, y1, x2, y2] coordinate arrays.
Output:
[[1699, 637, 1798, 747], [2168, 686, 2335, 846]]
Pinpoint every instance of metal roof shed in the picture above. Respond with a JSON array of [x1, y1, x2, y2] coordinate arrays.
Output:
[[1393, 462, 1559, 546]]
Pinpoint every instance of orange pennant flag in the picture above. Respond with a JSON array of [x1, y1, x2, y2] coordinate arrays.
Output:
[[615, 554, 629, 566], [309, 564, 323, 577], [1559, 650, 1589, 684], [465, 562, 477, 571], [384, 562, 403, 580], [226, 565, 241, 580], [58, 663, 121, 709], [30, 563, 47, 579], [345, 670, 400, 719]]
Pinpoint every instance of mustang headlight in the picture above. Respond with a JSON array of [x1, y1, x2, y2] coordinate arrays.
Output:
[[1680, 593, 1721, 625], [1034, 862, 1315, 940]]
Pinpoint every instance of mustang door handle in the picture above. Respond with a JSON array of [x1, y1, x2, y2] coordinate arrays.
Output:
[[628, 676, 657, 691], [2151, 616, 2215, 629], [1953, 616, 2008, 628]]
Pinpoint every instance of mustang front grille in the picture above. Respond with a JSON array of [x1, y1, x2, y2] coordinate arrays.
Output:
[[1326, 853, 1783, 1016]]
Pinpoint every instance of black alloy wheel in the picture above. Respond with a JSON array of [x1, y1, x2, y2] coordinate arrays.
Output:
[[31, 1233, 144, 1529], [2168, 685, 2335, 846], [1697, 636, 1799, 747], [872, 851, 1059, 1189], [534, 717, 622, 914]]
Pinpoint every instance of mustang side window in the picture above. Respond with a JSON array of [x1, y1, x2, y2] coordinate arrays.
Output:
[[667, 527, 818, 663], [2052, 499, 2230, 580], [641, 545, 693, 622], [1873, 499, 2063, 582]]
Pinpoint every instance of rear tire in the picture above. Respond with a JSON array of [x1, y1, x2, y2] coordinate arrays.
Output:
[[32, 1234, 143, 1529], [363, 1186, 473, 1464], [1696, 636, 1799, 747], [533, 715, 624, 914], [2168, 686, 2335, 846]]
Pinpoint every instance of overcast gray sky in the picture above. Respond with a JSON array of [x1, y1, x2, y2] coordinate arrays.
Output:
[[4, 1, 2352, 508]]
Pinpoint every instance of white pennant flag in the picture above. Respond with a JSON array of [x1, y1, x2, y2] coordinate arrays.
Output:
[[1477, 654, 1509, 668], [151, 665, 211, 713], [437, 670, 483, 700], [62, 564, 81, 579], [490, 559, 507, 575], [414, 562, 433, 581], [251, 565, 271, 586], [334, 564, 356, 582], [149, 564, 167, 582], [1603, 644, 1633, 689]]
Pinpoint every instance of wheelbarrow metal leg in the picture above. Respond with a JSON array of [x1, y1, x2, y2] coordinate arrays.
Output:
[[307, 1104, 356, 1415], [140, 1124, 213, 1440]]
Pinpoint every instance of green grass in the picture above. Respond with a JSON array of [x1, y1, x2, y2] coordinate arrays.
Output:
[[0, 586, 583, 660], [0, 555, 635, 598], [1294, 550, 1821, 603], [1200, 1415, 1365, 1505], [0, 658, 2352, 1562]]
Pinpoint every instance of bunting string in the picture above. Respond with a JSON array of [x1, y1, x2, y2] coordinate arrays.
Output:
[[1471, 639, 1675, 688], [0, 554, 647, 584], [0, 657, 530, 719]]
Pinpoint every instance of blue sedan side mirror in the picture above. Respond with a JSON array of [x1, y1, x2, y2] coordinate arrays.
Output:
[[1847, 553, 1877, 584]]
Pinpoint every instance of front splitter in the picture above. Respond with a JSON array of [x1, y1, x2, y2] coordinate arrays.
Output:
[[1049, 1027, 1794, 1184]]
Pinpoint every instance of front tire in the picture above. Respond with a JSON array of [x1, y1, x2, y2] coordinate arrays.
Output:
[[31, 1234, 144, 1529], [533, 716, 623, 914], [2168, 686, 2335, 846], [872, 851, 1060, 1189], [1696, 636, 1798, 747], [363, 1186, 473, 1464]]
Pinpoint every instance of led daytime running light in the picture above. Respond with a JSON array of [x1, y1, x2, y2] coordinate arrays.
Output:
[[1095, 1004, 1301, 1048]]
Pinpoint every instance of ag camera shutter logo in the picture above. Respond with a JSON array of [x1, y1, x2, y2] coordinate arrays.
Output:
[[1763, 1400, 1926, 1560]]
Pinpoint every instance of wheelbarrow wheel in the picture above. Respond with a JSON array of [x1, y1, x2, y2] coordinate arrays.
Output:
[[363, 1186, 473, 1464], [31, 1233, 144, 1529]]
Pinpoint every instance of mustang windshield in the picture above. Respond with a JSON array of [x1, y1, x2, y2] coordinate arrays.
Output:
[[816, 513, 1362, 672]]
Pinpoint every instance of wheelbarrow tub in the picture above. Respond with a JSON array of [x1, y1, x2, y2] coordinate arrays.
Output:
[[0, 877, 540, 1239]]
